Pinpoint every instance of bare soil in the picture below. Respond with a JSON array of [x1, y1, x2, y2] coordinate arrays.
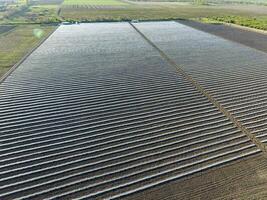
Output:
[[125, 153, 267, 200]]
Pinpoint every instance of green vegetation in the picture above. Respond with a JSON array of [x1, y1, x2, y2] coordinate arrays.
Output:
[[212, 0, 267, 5], [0, 3, 28, 21], [206, 15, 267, 30], [131, 0, 267, 5], [0, 25, 56, 77], [63, 0, 128, 6], [197, 17, 223, 23], [1, 0, 267, 25], [0, 0, 63, 24], [57, 0, 267, 24], [62, 6, 211, 22], [0, 3, 61, 24], [60, 4, 266, 22]]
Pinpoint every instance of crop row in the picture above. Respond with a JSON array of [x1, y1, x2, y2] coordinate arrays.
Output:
[[135, 21, 267, 147], [62, 4, 126, 10], [0, 23, 259, 199]]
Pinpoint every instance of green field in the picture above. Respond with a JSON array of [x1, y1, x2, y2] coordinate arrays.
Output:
[[0, 4, 61, 24], [205, 15, 267, 30], [63, 0, 128, 6], [210, 0, 267, 4], [60, 4, 267, 21], [131, 0, 267, 5], [1, 0, 267, 24], [0, 25, 56, 77]]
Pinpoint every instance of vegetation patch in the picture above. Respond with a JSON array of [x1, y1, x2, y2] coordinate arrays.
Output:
[[208, 15, 267, 30], [0, 25, 55, 77], [60, 4, 261, 22], [1, 4, 61, 24], [32, 0, 64, 5], [131, 0, 267, 5], [63, 0, 128, 6]]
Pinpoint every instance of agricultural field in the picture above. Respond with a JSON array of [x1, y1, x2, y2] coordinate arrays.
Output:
[[135, 21, 267, 151], [0, 2, 28, 21], [178, 19, 267, 52], [206, 15, 267, 30], [131, 0, 267, 5], [31, 0, 64, 5], [128, 153, 267, 199], [0, 0, 62, 23], [0, 4, 61, 24], [0, 22, 260, 199], [0, 24, 55, 78], [1, 21, 267, 199], [63, 0, 128, 6], [1, 0, 267, 199], [59, 0, 267, 28], [1, 0, 267, 30], [60, 4, 267, 21], [210, 0, 267, 5], [0, 25, 15, 34], [61, 0, 129, 12], [0, 0, 267, 90]]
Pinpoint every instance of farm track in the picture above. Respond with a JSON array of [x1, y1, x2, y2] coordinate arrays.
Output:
[[0, 22, 266, 199]]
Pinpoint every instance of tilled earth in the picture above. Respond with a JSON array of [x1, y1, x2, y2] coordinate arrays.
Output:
[[126, 153, 267, 200]]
